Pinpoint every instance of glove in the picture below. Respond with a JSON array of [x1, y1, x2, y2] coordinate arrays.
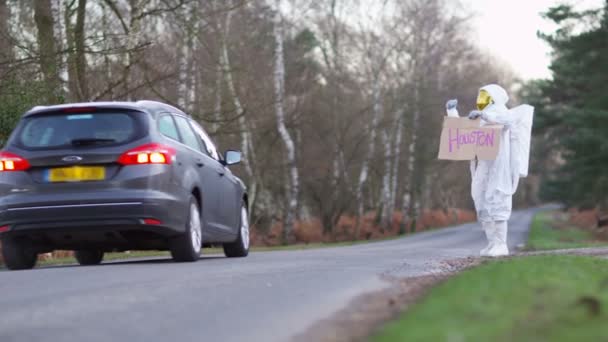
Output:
[[446, 99, 458, 110], [468, 110, 483, 120]]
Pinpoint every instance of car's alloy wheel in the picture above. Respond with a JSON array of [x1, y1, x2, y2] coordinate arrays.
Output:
[[189, 201, 203, 253], [1, 237, 37, 270], [74, 250, 104, 265], [223, 202, 250, 258], [170, 195, 202, 262], [240, 206, 250, 251]]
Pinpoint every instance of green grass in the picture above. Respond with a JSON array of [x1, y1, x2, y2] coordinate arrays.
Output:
[[36, 250, 173, 267], [1, 235, 405, 269], [526, 212, 608, 251], [373, 255, 608, 342], [31, 243, 358, 267], [249, 236, 403, 251]]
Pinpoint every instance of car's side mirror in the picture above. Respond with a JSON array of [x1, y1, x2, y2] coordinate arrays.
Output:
[[224, 150, 242, 166]]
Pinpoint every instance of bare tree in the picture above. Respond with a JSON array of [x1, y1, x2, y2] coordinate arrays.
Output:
[[34, 0, 61, 103], [65, 0, 89, 101]]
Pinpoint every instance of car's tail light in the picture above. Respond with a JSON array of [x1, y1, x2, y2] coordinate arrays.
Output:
[[0, 152, 31, 172], [142, 218, 162, 225], [0, 225, 10, 233], [118, 143, 175, 165], [62, 107, 97, 113]]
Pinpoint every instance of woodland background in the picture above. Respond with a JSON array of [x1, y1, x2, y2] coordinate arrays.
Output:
[[5, 0, 602, 246]]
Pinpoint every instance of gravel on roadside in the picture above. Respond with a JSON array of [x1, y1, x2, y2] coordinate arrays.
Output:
[[292, 257, 481, 342]]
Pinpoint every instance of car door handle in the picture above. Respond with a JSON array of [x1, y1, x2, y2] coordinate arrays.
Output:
[[217, 170, 225, 177], [196, 159, 205, 168]]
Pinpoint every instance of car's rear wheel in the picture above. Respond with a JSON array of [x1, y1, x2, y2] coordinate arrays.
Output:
[[170, 195, 202, 262], [74, 250, 104, 265], [223, 203, 250, 258], [1, 237, 37, 270]]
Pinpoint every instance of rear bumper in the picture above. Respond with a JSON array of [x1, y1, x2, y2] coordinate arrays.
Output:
[[0, 192, 188, 251]]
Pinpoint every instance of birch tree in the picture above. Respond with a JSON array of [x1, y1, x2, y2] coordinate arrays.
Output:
[[219, 0, 259, 218], [177, 1, 200, 111], [273, 0, 300, 243]]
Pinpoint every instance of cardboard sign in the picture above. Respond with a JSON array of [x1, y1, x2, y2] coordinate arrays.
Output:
[[438, 117, 502, 160]]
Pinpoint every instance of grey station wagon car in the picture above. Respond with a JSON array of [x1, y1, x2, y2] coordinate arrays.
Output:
[[0, 101, 249, 270]]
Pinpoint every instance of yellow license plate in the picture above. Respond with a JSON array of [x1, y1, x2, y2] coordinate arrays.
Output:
[[48, 166, 106, 182]]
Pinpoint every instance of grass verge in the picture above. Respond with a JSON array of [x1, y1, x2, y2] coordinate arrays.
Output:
[[373, 255, 608, 342], [36, 250, 173, 267], [527, 212, 608, 251], [0, 235, 405, 269]]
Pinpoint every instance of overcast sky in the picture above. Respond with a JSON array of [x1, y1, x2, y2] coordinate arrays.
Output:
[[465, 0, 604, 80]]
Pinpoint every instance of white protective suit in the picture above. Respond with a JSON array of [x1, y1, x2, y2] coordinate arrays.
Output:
[[446, 84, 534, 257]]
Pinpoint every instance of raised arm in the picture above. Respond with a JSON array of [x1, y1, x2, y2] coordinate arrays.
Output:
[[479, 106, 521, 127], [445, 99, 459, 117]]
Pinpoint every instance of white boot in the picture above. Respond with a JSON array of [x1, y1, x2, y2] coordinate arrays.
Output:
[[479, 222, 494, 257], [486, 220, 509, 257]]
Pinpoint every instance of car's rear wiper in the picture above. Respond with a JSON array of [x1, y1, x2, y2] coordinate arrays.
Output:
[[70, 138, 117, 146]]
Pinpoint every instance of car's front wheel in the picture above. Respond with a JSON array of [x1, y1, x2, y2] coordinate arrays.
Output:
[[223, 203, 250, 258], [74, 250, 104, 265], [1, 237, 37, 270], [170, 195, 202, 262]]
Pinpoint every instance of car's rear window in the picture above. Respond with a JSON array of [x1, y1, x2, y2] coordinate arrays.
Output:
[[15, 111, 142, 149]]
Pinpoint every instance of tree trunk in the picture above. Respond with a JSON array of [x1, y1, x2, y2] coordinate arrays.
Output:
[[125, 0, 142, 100], [65, 1, 77, 101], [273, 0, 299, 244], [65, 0, 88, 102], [74, 0, 88, 100], [177, 3, 193, 110], [177, 39, 189, 109], [34, 0, 61, 103], [390, 109, 404, 219], [210, 0, 223, 133], [406, 88, 420, 232], [381, 108, 404, 229], [380, 127, 392, 229], [212, 61, 223, 132], [399, 192, 410, 234], [220, 1, 258, 219], [354, 77, 381, 238], [0, 0, 11, 74], [100, 2, 114, 98], [51, 0, 66, 93]]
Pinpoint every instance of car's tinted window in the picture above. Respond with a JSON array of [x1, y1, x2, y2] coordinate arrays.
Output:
[[18, 112, 137, 149], [158, 115, 180, 141], [173, 116, 202, 152], [191, 121, 220, 160]]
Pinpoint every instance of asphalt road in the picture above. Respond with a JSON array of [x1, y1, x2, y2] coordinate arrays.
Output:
[[0, 208, 537, 342]]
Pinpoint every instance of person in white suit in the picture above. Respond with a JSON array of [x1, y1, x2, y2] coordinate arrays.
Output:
[[445, 84, 534, 257]]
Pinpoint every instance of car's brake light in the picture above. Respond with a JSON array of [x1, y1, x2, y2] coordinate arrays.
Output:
[[118, 143, 175, 165], [0, 152, 31, 172], [142, 218, 162, 225], [62, 107, 97, 113]]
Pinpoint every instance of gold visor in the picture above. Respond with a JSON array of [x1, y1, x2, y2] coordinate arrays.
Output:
[[476, 90, 492, 111]]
